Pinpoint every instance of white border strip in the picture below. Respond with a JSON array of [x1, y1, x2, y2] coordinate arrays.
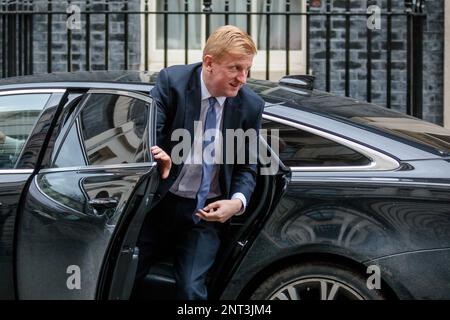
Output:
[[0, 169, 33, 174]]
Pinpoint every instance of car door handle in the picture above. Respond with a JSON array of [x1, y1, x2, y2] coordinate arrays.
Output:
[[89, 197, 119, 209]]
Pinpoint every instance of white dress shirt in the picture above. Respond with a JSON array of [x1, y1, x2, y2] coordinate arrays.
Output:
[[169, 70, 247, 215]]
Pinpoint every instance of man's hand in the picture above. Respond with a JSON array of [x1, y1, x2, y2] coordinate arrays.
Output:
[[151, 146, 172, 179], [195, 199, 243, 223]]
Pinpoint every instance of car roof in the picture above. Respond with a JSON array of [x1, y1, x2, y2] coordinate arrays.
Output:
[[0, 71, 154, 92], [0, 70, 154, 85]]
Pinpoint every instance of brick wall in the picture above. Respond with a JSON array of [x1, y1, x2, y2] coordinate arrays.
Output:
[[308, 0, 444, 125], [0, 0, 445, 125], [421, 0, 444, 125], [31, 0, 141, 73]]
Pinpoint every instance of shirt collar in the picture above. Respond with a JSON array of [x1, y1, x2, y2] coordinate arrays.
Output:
[[200, 70, 227, 107]]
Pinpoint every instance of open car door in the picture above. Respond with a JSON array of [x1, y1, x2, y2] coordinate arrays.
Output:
[[15, 89, 159, 299]]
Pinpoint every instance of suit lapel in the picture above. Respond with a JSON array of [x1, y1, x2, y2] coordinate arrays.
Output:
[[184, 67, 202, 141], [222, 94, 242, 162]]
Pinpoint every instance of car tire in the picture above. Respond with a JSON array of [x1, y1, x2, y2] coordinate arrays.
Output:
[[250, 261, 386, 300]]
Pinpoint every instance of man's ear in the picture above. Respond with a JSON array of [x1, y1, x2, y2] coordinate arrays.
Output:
[[203, 55, 213, 73]]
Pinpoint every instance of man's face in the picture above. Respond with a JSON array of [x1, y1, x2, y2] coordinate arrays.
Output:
[[203, 52, 254, 97]]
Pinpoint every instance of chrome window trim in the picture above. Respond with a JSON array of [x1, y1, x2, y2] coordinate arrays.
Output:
[[0, 89, 66, 95], [40, 162, 157, 174], [263, 114, 400, 172], [289, 175, 450, 188], [87, 89, 153, 103], [0, 169, 34, 174], [75, 118, 89, 165]]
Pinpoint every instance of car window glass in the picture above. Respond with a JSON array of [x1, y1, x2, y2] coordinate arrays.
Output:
[[54, 121, 87, 168], [0, 93, 51, 169], [55, 93, 150, 167], [262, 119, 371, 167]]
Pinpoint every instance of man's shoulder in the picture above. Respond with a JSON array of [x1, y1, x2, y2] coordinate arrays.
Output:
[[156, 62, 201, 90], [162, 62, 202, 78]]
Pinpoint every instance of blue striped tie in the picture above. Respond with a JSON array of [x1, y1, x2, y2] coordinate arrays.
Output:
[[193, 97, 217, 223]]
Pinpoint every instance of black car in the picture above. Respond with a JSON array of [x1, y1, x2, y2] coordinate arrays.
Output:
[[0, 71, 449, 300]]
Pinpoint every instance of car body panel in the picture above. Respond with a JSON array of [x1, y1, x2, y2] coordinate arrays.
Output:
[[366, 248, 450, 299], [220, 172, 450, 299], [0, 82, 152, 94], [0, 71, 154, 87], [16, 166, 157, 299], [0, 173, 30, 299]]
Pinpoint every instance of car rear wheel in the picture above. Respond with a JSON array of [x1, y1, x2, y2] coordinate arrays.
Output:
[[250, 261, 386, 300]]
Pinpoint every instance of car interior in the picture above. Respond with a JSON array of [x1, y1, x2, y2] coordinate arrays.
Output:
[[127, 159, 286, 300]]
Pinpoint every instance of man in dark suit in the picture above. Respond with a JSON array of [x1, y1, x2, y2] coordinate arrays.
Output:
[[132, 25, 264, 300]]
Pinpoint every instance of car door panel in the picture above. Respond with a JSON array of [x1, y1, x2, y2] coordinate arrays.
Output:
[[0, 173, 31, 299], [16, 165, 157, 299], [15, 89, 159, 299], [0, 90, 66, 299]]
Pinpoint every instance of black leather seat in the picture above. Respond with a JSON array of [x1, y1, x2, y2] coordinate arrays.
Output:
[[139, 259, 176, 299]]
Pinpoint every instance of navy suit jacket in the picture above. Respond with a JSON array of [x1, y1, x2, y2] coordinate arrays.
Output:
[[150, 62, 264, 206]]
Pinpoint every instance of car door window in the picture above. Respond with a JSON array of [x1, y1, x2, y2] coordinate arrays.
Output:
[[54, 122, 88, 167], [262, 118, 371, 167], [0, 93, 51, 169], [54, 93, 151, 167]]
